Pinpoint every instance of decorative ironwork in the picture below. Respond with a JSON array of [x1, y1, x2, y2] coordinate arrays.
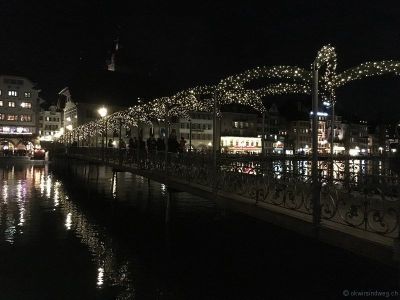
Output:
[[67, 147, 400, 240]]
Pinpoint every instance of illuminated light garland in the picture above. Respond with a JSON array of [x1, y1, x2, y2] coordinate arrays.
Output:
[[58, 45, 400, 142], [335, 60, 400, 87], [312, 44, 338, 101], [219, 65, 311, 89]]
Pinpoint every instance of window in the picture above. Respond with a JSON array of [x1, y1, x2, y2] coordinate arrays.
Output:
[[0, 100, 3, 107], [20, 115, 32, 122], [7, 115, 18, 121], [0, 114, 4, 120], [21, 102, 32, 108], [8, 90, 18, 97], [8, 101, 15, 107], [24, 92, 31, 98], [45, 117, 50, 121]]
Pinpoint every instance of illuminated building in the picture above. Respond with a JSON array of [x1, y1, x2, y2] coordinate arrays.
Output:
[[177, 112, 213, 150], [0, 75, 42, 153], [38, 105, 63, 142]]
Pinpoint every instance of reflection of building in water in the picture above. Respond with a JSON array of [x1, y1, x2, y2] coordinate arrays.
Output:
[[0, 165, 134, 297], [0, 165, 44, 243], [54, 182, 134, 296]]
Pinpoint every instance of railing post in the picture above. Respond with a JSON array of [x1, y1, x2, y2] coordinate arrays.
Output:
[[330, 96, 335, 182], [312, 62, 321, 232]]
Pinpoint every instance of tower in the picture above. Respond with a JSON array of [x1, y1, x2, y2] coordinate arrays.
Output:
[[107, 38, 119, 72]]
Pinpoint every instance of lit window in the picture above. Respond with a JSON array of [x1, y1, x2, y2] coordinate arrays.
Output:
[[24, 92, 31, 98], [8, 101, 15, 107], [0, 114, 4, 120], [21, 102, 32, 108], [0, 100, 3, 107], [7, 115, 18, 121], [8, 90, 18, 97], [20, 115, 32, 122], [45, 117, 50, 121]]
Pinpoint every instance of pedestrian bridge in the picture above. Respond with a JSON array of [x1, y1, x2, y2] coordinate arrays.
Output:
[[64, 147, 400, 266]]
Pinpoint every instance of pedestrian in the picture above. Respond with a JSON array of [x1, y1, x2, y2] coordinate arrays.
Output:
[[108, 139, 113, 148], [179, 136, 186, 153]]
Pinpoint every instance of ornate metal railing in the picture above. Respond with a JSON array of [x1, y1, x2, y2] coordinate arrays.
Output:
[[66, 147, 400, 239]]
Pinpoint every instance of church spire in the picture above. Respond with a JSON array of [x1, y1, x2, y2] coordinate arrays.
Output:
[[107, 37, 119, 72]]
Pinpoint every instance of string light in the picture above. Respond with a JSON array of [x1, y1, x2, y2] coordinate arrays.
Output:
[[58, 45, 400, 141]]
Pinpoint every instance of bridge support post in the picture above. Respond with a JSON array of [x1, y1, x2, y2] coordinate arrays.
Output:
[[312, 62, 321, 233]]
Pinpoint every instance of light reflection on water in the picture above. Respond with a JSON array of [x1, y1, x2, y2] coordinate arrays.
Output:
[[0, 161, 397, 299], [0, 164, 134, 298], [235, 158, 396, 184]]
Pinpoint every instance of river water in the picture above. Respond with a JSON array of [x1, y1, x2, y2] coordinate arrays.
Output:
[[0, 160, 398, 299]]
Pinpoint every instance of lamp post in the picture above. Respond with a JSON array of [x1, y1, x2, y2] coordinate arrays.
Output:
[[311, 62, 321, 230], [98, 106, 108, 161], [262, 112, 266, 158], [330, 98, 335, 159], [95, 124, 98, 149]]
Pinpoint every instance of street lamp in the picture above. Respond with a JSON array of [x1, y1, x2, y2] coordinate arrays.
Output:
[[98, 106, 108, 160], [66, 124, 73, 149]]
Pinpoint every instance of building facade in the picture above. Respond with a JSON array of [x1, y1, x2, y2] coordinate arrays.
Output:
[[178, 112, 213, 150], [39, 105, 63, 142], [59, 87, 125, 133], [0, 75, 41, 153]]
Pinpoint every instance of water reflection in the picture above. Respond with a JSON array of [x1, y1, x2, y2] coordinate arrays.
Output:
[[65, 212, 72, 230], [2, 182, 8, 203], [229, 158, 397, 185], [97, 267, 105, 286], [0, 163, 134, 297]]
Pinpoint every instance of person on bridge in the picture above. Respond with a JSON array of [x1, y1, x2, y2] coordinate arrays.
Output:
[[179, 136, 187, 153], [156, 137, 165, 152], [168, 133, 179, 153], [147, 134, 157, 152]]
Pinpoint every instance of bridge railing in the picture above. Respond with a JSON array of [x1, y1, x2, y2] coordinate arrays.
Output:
[[66, 146, 400, 239]]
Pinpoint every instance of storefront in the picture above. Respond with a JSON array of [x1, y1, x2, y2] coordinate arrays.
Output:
[[220, 136, 262, 154]]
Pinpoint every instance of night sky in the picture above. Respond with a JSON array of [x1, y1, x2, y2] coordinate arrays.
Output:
[[1, 1, 400, 121]]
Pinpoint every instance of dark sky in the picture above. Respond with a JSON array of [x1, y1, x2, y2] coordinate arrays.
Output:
[[1, 0, 400, 121]]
